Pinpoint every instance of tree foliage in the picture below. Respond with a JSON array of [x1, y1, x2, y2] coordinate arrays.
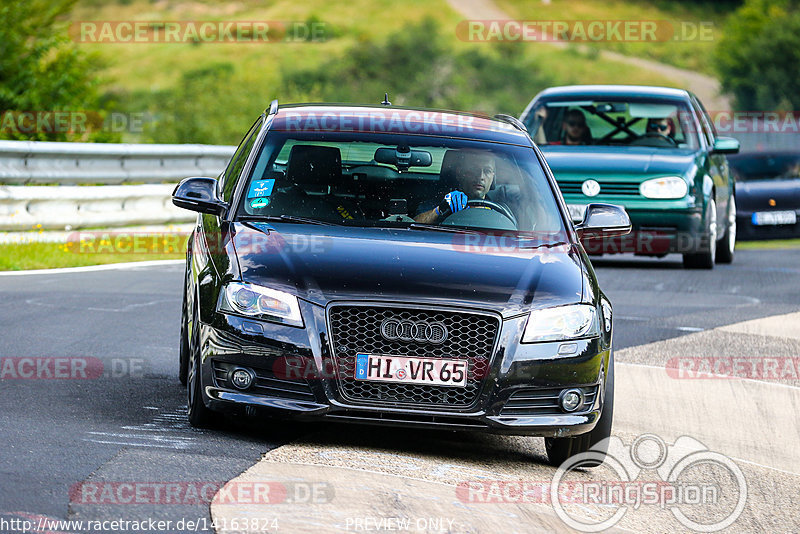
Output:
[[0, 0, 111, 141], [714, 0, 800, 111]]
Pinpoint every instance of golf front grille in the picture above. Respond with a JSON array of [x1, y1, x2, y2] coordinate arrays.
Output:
[[327, 305, 499, 409]]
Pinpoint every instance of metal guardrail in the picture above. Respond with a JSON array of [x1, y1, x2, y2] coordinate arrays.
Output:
[[0, 184, 196, 231], [0, 140, 235, 230], [0, 140, 235, 185]]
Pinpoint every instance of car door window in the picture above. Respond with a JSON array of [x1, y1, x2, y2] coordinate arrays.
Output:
[[219, 117, 263, 203], [691, 98, 715, 148]]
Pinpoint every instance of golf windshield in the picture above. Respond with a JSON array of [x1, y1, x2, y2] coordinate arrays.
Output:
[[526, 99, 700, 149]]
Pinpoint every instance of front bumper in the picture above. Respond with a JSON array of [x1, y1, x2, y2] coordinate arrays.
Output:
[[736, 210, 800, 240], [565, 195, 709, 255], [196, 304, 611, 438]]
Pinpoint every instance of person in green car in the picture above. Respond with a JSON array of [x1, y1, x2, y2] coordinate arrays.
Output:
[[533, 108, 592, 146]]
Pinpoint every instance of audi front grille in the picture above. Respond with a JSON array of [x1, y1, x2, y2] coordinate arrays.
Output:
[[327, 304, 500, 409]]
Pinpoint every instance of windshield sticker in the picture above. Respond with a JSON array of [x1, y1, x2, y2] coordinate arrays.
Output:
[[247, 179, 276, 199], [250, 197, 270, 209]]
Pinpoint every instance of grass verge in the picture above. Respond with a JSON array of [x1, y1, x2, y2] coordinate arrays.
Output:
[[0, 233, 188, 271], [736, 238, 800, 250]]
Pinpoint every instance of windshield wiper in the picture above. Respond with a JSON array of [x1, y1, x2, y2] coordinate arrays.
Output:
[[240, 215, 338, 226], [406, 223, 480, 234]]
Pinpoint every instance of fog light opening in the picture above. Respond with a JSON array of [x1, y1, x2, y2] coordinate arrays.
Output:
[[231, 368, 255, 390], [560, 388, 584, 412]]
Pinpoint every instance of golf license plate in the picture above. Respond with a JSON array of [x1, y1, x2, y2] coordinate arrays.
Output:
[[752, 210, 796, 226], [567, 204, 587, 222], [354, 353, 467, 387]]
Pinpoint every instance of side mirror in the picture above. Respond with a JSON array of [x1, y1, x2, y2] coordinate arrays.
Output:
[[575, 203, 631, 239], [712, 137, 740, 155], [172, 177, 228, 216]]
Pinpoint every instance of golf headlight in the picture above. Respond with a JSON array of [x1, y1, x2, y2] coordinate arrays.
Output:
[[522, 304, 598, 343], [640, 176, 688, 199], [218, 282, 303, 327]]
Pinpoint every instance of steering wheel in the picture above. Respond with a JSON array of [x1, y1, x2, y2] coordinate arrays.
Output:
[[444, 198, 518, 227], [642, 131, 678, 146]]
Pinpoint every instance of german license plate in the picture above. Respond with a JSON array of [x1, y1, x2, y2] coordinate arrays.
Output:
[[567, 204, 587, 222], [752, 211, 796, 226], [354, 353, 467, 387]]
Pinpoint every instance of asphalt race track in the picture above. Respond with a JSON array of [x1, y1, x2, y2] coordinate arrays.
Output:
[[1, 249, 798, 533]]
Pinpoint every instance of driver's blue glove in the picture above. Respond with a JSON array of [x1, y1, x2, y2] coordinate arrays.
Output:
[[435, 191, 468, 217]]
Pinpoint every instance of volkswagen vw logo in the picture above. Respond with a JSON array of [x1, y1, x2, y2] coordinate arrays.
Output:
[[581, 179, 601, 197], [380, 318, 448, 344]]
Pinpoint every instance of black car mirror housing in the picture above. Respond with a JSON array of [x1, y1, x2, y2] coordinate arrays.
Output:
[[172, 176, 229, 216], [575, 203, 632, 239]]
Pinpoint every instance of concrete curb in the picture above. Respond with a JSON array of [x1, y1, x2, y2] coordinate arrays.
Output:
[[614, 362, 800, 474], [210, 311, 800, 531], [210, 462, 591, 534]]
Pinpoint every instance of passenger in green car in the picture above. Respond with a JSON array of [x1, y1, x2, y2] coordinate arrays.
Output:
[[533, 108, 592, 146]]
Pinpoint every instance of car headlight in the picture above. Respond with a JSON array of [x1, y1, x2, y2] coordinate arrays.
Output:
[[640, 176, 689, 199], [217, 282, 303, 327], [522, 304, 598, 343]]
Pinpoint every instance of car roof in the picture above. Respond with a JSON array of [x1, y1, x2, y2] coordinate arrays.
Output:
[[535, 84, 691, 101], [269, 104, 532, 145]]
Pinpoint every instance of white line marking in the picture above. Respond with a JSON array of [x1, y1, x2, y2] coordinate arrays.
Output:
[[0, 259, 183, 276], [617, 361, 800, 391], [676, 326, 704, 332], [82, 439, 191, 450]]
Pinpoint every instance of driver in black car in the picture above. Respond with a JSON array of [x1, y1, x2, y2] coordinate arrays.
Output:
[[414, 149, 500, 224]]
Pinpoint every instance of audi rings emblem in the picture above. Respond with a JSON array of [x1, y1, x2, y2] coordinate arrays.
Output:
[[380, 318, 448, 344]]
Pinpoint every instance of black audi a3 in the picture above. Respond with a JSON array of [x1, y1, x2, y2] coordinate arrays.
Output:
[[172, 101, 631, 465]]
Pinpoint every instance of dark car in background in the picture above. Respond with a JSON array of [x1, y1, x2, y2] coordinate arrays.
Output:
[[727, 151, 800, 240], [521, 85, 740, 269], [172, 102, 631, 466]]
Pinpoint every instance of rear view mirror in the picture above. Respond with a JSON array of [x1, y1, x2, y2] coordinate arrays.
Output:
[[595, 102, 627, 114], [172, 177, 228, 216], [375, 146, 432, 170], [575, 203, 631, 239]]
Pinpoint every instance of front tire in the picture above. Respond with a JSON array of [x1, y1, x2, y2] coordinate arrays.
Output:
[[683, 198, 717, 269], [545, 355, 614, 467], [716, 196, 736, 264], [179, 262, 191, 387], [187, 302, 217, 428]]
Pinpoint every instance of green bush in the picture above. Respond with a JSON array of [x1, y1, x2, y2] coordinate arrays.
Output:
[[714, 0, 800, 110], [0, 0, 114, 141]]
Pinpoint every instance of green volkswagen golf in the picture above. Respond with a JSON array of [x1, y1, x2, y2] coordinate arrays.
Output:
[[521, 85, 739, 269]]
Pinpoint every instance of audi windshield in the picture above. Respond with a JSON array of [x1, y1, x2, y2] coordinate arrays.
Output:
[[233, 132, 568, 239]]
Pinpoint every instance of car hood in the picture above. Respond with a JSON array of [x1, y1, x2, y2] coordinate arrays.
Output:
[[541, 146, 697, 177], [232, 222, 587, 317]]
